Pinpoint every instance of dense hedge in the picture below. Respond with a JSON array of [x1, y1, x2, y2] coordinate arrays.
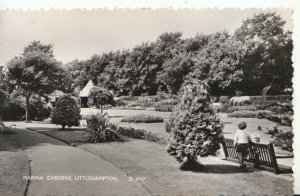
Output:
[[121, 114, 164, 123], [227, 110, 272, 118], [227, 95, 292, 107], [249, 95, 292, 102]]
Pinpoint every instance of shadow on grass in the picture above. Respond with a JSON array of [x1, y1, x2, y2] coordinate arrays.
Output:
[[28, 127, 85, 132], [180, 160, 253, 174], [0, 130, 17, 135], [0, 128, 71, 152]]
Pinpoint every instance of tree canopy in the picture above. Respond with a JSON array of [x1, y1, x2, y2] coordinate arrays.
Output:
[[6, 41, 65, 121], [66, 12, 292, 97]]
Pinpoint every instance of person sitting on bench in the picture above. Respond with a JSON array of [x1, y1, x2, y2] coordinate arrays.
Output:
[[233, 121, 251, 168]]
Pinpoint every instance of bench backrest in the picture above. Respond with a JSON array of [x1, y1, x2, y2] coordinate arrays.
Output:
[[222, 138, 279, 174]]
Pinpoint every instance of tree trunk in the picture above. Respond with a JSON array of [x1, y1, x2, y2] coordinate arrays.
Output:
[[100, 105, 103, 114], [25, 95, 30, 122], [62, 125, 65, 130]]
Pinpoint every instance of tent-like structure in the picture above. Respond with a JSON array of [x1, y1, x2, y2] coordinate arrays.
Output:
[[79, 80, 95, 108]]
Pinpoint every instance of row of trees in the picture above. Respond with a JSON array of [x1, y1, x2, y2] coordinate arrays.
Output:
[[66, 12, 293, 97], [0, 12, 293, 122]]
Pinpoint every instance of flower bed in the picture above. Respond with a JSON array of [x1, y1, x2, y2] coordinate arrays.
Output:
[[116, 126, 167, 145], [121, 114, 164, 123], [227, 110, 272, 118]]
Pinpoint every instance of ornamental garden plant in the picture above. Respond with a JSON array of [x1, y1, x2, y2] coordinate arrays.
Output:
[[166, 80, 224, 168], [51, 95, 81, 130]]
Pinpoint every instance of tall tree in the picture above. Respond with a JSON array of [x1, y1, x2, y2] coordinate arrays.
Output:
[[235, 12, 293, 95], [7, 41, 64, 121]]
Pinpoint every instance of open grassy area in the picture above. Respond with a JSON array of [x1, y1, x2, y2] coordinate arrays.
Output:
[[4, 107, 293, 162]]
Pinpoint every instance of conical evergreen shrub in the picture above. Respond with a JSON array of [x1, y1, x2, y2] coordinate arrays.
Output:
[[166, 80, 224, 164], [52, 95, 81, 129]]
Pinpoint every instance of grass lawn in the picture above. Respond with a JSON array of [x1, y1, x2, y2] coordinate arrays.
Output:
[[5, 107, 293, 161]]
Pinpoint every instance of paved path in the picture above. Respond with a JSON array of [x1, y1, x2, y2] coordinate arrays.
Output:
[[1, 129, 149, 196]]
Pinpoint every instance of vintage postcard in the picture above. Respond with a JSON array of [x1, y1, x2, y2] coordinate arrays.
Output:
[[0, 1, 298, 195]]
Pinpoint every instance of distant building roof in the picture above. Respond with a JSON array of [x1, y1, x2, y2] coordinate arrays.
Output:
[[79, 80, 95, 97]]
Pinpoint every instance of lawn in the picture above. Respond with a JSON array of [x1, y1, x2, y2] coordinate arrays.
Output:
[[5, 107, 293, 160]]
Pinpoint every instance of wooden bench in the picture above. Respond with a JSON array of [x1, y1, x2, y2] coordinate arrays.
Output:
[[221, 138, 292, 174]]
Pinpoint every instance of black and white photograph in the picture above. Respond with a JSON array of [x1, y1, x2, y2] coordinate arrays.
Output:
[[0, 1, 298, 195]]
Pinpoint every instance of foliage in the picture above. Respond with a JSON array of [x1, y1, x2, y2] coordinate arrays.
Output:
[[235, 12, 293, 95], [64, 13, 292, 97], [114, 98, 126, 106], [0, 91, 52, 121], [273, 131, 293, 152], [229, 96, 251, 106], [121, 114, 164, 123], [51, 95, 81, 129], [0, 90, 9, 117], [154, 99, 178, 112], [29, 95, 53, 121], [88, 86, 116, 113], [154, 105, 173, 112], [226, 106, 261, 113], [6, 41, 66, 121], [0, 92, 25, 121], [116, 126, 167, 145], [264, 113, 292, 126], [227, 110, 271, 118], [166, 81, 224, 163], [83, 113, 121, 143]]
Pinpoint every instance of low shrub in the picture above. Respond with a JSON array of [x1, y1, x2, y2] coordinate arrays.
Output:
[[157, 99, 178, 105], [264, 113, 293, 126], [226, 105, 263, 113], [229, 96, 251, 106], [121, 114, 164, 123], [216, 97, 230, 113], [260, 126, 293, 152], [117, 106, 147, 110], [227, 110, 272, 118], [219, 96, 231, 106], [249, 95, 292, 102], [273, 131, 293, 152], [114, 98, 126, 106], [263, 102, 293, 114], [116, 126, 167, 144], [155, 104, 174, 112], [212, 102, 225, 113], [83, 113, 121, 143]]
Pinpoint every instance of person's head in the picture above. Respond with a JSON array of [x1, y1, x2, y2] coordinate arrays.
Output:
[[238, 121, 247, 130]]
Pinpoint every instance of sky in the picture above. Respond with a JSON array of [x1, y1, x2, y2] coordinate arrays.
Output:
[[0, 8, 293, 66]]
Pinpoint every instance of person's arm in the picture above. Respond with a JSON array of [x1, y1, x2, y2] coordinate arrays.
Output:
[[233, 132, 238, 147]]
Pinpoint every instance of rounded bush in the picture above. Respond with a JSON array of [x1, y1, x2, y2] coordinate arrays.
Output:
[[51, 95, 81, 129]]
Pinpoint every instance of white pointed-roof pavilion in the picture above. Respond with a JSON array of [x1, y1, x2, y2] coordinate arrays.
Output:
[[79, 80, 95, 97]]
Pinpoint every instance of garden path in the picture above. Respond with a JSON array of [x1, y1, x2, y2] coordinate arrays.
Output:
[[0, 128, 149, 196]]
